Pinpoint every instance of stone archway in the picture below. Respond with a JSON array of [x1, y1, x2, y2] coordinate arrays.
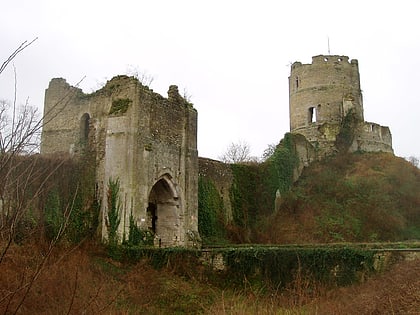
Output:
[[147, 176, 180, 247]]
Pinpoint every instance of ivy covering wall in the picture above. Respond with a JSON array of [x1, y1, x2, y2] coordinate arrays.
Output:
[[198, 177, 225, 243], [198, 133, 299, 243]]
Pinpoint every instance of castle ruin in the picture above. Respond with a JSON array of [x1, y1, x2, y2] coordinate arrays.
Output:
[[40, 54, 393, 247], [289, 55, 393, 157], [41, 76, 200, 247]]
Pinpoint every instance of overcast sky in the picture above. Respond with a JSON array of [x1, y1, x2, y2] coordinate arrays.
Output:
[[1, 0, 419, 160]]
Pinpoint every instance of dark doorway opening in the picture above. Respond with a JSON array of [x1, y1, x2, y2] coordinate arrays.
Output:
[[147, 176, 180, 247], [147, 202, 157, 233]]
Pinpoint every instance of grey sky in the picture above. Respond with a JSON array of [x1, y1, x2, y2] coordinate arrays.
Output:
[[1, 0, 419, 159]]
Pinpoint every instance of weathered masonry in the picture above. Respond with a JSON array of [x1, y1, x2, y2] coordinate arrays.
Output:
[[41, 76, 200, 247], [289, 55, 393, 157]]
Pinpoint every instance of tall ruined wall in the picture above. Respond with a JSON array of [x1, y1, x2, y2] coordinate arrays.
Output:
[[198, 157, 233, 223], [41, 78, 88, 154], [41, 76, 199, 247]]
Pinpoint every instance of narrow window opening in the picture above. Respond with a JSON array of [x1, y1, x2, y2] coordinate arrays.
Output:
[[308, 107, 316, 123], [80, 113, 90, 144], [295, 77, 299, 89]]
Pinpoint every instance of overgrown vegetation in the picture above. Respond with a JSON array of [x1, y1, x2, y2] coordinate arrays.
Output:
[[267, 133, 299, 194], [198, 133, 299, 243], [335, 108, 359, 152], [199, 134, 419, 245], [124, 213, 154, 246], [106, 178, 121, 246], [265, 152, 420, 243], [41, 155, 100, 244], [0, 154, 99, 245], [198, 177, 225, 243], [1, 241, 418, 314], [108, 98, 132, 115], [221, 246, 375, 288]]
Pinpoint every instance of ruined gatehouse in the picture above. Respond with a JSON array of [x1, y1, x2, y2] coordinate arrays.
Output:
[[41, 76, 200, 247]]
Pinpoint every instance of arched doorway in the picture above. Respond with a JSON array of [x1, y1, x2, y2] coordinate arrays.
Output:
[[147, 176, 180, 247]]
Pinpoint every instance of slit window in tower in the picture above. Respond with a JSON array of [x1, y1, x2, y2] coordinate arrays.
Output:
[[308, 107, 316, 123]]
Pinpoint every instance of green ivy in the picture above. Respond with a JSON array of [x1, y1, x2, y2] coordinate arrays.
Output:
[[226, 133, 298, 238], [125, 213, 154, 246], [44, 188, 64, 240], [268, 133, 299, 195], [335, 109, 359, 152], [230, 164, 260, 228], [221, 246, 375, 288], [66, 197, 100, 243], [107, 178, 121, 245], [109, 98, 132, 115], [198, 176, 225, 242]]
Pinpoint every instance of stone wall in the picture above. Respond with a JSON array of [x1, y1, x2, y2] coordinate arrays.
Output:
[[198, 157, 233, 223], [41, 76, 199, 247]]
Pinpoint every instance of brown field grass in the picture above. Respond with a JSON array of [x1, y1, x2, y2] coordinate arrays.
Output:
[[0, 241, 419, 314]]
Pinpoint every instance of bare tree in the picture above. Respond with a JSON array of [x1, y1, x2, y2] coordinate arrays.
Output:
[[261, 143, 277, 162], [126, 65, 154, 86], [182, 87, 193, 103], [407, 156, 419, 168], [0, 39, 77, 254], [0, 99, 40, 155], [219, 140, 253, 164], [0, 40, 115, 314]]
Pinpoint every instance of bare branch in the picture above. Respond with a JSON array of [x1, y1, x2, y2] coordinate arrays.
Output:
[[0, 38, 38, 75], [406, 156, 419, 168], [219, 140, 252, 164], [126, 65, 154, 86]]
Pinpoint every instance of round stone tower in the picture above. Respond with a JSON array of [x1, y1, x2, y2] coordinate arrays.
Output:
[[289, 55, 364, 134]]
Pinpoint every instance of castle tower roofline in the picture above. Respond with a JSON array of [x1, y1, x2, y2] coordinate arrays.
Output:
[[291, 55, 358, 71]]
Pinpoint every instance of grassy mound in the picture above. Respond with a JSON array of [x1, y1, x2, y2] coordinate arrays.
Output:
[[261, 152, 420, 243]]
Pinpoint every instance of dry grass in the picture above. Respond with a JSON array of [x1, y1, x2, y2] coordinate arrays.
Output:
[[316, 258, 420, 314], [0, 241, 214, 314], [206, 259, 420, 315], [0, 241, 123, 314], [0, 241, 419, 314]]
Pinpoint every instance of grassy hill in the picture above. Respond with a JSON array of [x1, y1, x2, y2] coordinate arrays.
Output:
[[258, 152, 420, 244]]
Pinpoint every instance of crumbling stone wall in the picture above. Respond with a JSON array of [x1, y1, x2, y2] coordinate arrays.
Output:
[[289, 55, 393, 157], [41, 76, 199, 247], [198, 157, 233, 223]]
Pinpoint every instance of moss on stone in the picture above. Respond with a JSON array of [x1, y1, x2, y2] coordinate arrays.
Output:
[[109, 98, 132, 115]]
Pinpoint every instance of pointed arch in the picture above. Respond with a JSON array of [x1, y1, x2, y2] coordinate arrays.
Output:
[[147, 174, 181, 247]]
